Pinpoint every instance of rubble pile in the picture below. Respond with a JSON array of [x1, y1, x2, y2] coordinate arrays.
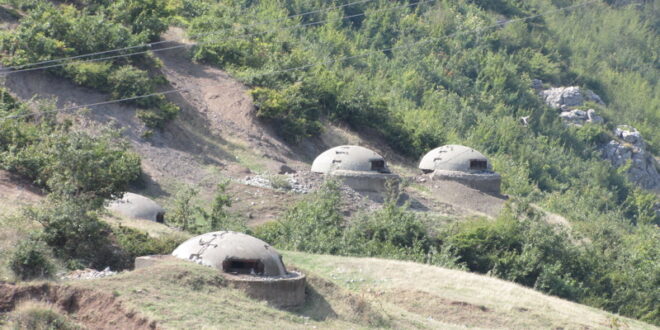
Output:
[[60, 267, 117, 280]]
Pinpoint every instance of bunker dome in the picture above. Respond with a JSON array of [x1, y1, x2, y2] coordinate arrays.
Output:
[[311, 145, 399, 192], [171, 231, 306, 307], [107, 192, 165, 222], [419, 145, 501, 193], [172, 231, 286, 276]]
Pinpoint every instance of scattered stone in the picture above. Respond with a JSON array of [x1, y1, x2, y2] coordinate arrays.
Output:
[[531, 79, 544, 90], [61, 267, 117, 280]]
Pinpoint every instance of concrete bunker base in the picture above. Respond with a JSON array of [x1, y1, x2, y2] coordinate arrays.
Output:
[[431, 170, 501, 194], [225, 272, 306, 308], [328, 170, 400, 192], [134, 255, 306, 307]]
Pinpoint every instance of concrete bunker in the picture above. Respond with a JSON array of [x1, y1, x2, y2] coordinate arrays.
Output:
[[419, 145, 501, 193], [170, 231, 305, 307], [107, 192, 165, 223], [311, 145, 399, 192]]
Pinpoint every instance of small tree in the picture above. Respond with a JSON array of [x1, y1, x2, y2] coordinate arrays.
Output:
[[167, 185, 201, 232], [200, 181, 240, 232]]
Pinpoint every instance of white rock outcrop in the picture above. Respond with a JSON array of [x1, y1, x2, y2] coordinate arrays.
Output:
[[601, 126, 660, 190], [539, 84, 605, 126], [536, 82, 658, 190], [541, 86, 604, 110]]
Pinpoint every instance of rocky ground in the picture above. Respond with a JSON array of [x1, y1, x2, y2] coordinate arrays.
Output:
[[535, 80, 660, 191]]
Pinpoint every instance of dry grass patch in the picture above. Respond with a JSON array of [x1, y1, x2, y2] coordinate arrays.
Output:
[[283, 251, 655, 329], [71, 260, 368, 329]]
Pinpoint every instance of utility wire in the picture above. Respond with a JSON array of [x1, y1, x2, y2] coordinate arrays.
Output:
[[0, 0, 375, 73], [0, 0, 600, 122], [0, 0, 433, 76]]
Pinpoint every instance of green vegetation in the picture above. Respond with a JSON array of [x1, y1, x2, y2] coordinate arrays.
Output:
[[5, 302, 82, 330], [167, 181, 247, 233], [0, 0, 657, 326], [0, 1, 178, 127], [0, 91, 141, 205], [0, 93, 175, 272], [9, 240, 54, 280], [257, 182, 659, 324]]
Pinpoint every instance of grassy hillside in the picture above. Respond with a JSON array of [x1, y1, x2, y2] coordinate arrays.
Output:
[[3, 253, 653, 329], [0, 0, 658, 327]]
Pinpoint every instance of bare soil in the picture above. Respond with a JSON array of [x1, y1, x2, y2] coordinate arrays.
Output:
[[0, 282, 158, 329], [0, 170, 43, 206]]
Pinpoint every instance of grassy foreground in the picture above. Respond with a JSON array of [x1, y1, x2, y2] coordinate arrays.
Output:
[[65, 253, 653, 329]]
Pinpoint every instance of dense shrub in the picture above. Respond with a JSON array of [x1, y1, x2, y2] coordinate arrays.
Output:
[[257, 181, 658, 324], [112, 226, 186, 269], [1, 122, 141, 205], [25, 198, 120, 269], [0, 2, 179, 128], [9, 240, 55, 280]]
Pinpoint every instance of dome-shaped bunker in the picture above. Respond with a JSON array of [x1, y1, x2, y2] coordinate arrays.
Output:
[[171, 231, 306, 307], [311, 145, 399, 192], [172, 231, 286, 276], [107, 192, 165, 223], [419, 145, 491, 173], [419, 145, 501, 193]]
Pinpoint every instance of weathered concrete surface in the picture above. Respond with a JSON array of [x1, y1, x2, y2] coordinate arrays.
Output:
[[172, 231, 287, 276], [328, 170, 400, 193], [419, 145, 492, 173], [225, 271, 306, 308], [134, 255, 306, 307], [312, 145, 391, 173], [107, 192, 165, 222], [431, 170, 502, 194]]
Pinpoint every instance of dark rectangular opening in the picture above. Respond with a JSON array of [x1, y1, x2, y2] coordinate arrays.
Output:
[[222, 259, 264, 275], [370, 160, 387, 173], [469, 159, 488, 170]]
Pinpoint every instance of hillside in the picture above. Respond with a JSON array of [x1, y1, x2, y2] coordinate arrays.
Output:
[[0, 0, 658, 328], [2, 252, 654, 329]]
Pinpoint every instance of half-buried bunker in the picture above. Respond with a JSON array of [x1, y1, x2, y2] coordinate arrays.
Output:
[[167, 231, 306, 307], [419, 145, 501, 194], [311, 145, 399, 192], [107, 192, 165, 223]]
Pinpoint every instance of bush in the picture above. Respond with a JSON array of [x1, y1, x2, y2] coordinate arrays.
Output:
[[1, 122, 141, 205], [256, 180, 345, 254], [9, 240, 55, 280], [65, 61, 113, 90], [26, 198, 120, 269], [9, 302, 81, 330], [166, 182, 243, 234], [107, 65, 154, 102], [113, 226, 186, 269]]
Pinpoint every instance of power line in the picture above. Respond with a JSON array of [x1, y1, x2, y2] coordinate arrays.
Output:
[[0, 0, 599, 122], [0, 0, 375, 73], [0, 0, 433, 76]]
